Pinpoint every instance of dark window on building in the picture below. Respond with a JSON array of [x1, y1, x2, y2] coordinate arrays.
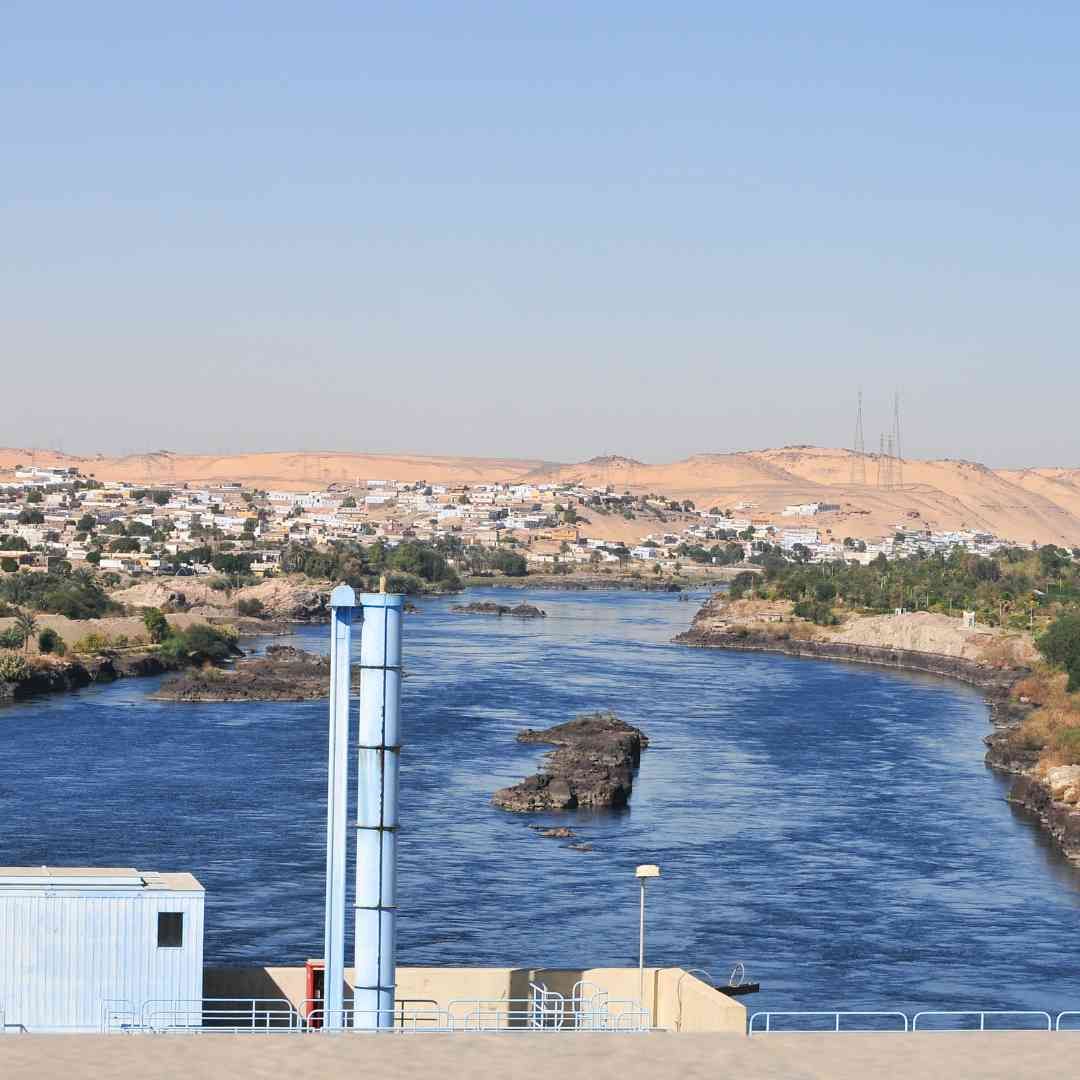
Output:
[[157, 911, 184, 948]]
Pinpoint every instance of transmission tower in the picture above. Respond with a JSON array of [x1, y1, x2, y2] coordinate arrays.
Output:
[[850, 389, 867, 485], [877, 433, 896, 488], [892, 390, 903, 490]]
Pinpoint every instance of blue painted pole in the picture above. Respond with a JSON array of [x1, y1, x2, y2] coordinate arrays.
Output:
[[323, 584, 355, 1029], [354, 592, 403, 1029]]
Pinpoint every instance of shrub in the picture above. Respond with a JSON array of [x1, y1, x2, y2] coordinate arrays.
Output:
[[141, 607, 169, 643], [72, 632, 114, 654], [0, 626, 23, 649], [793, 599, 839, 626], [729, 572, 758, 600], [37, 628, 65, 655], [237, 598, 265, 618], [0, 653, 29, 681], [1052, 727, 1080, 766], [159, 623, 238, 665]]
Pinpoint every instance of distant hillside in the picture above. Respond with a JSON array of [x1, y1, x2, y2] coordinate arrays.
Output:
[[4, 444, 1080, 546]]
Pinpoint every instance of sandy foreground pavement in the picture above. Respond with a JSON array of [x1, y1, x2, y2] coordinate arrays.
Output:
[[0, 1032, 1075, 1080]]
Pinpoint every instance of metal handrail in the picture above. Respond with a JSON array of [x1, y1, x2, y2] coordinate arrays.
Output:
[[304, 1006, 451, 1032], [749, 1011, 909, 1034], [911, 1011, 1052, 1032], [140, 998, 300, 1032]]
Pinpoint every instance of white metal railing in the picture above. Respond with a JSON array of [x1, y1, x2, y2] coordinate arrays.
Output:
[[749, 1011, 909, 1033], [140, 998, 301, 1033], [101, 999, 138, 1032], [911, 1011, 1053, 1032], [749, 1010, 1064, 1034]]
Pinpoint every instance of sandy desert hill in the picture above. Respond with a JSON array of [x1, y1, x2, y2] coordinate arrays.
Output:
[[4, 445, 1080, 547]]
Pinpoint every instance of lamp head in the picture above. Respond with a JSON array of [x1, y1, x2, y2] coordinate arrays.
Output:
[[635, 864, 661, 879]]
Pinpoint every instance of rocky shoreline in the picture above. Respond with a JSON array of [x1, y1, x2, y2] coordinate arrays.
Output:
[[0, 651, 185, 704], [492, 712, 649, 813], [676, 612, 1080, 866]]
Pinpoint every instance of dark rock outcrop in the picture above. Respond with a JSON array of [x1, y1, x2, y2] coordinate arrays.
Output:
[[452, 601, 547, 618], [493, 712, 648, 812], [1007, 772, 1080, 863], [154, 646, 337, 702]]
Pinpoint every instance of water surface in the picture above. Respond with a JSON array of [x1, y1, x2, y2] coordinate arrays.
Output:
[[2, 588, 1077, 1015]]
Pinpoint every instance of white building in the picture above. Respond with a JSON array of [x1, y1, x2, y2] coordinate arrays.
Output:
[[779, 528, 820, 550], [0, 866, 204, 1032]]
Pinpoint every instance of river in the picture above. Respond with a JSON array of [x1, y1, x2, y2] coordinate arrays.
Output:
[[2, 587, 1078, 1016]]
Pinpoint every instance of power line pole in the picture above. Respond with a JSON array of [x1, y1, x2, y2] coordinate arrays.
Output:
[[892, 390, 904, 490], [851, 389, 867, 485]]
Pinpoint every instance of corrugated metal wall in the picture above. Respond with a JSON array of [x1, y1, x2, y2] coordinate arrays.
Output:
[[0, 888, 203, 1030]]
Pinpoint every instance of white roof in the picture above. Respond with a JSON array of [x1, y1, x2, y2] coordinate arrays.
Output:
[[0, 866, 203, 891]]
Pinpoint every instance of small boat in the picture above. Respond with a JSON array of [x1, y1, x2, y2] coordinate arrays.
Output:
[[715, 962, 760, 997]]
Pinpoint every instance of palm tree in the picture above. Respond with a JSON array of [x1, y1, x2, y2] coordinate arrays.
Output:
[[14, 610, 38, 655]]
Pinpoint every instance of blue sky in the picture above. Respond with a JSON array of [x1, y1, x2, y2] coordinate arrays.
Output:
[[4, 3, 1078, 465]]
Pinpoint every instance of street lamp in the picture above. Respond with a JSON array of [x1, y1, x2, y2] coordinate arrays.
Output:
[[635, 864, 661, 1007]]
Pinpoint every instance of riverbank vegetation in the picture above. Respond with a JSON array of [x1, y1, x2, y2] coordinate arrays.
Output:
[[0, 567, 118, 620], [722, 545, 1080, 774], [732, 545, 1080, 631], [281, 539, 462, 594], [997, 613, 1080, 770]]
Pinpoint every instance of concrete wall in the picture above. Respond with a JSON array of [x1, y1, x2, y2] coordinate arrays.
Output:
[[206, 965, 746, 1033]]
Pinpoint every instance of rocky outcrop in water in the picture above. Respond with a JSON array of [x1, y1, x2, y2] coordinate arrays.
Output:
[[153, 645, 342, 702], [492, 712, 648, 812], [452, 601, 546, 618]]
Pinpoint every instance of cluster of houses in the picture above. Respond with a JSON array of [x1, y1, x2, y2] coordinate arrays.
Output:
[[0, 464, 1027, 580]]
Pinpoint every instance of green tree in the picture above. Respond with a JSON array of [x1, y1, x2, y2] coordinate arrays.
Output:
[[141, 607, 169, 643], [1037, 613, 1080, 692], [14, 610, 38, 655], [77, 513, 97, 532], [37, 627, 65, 655]]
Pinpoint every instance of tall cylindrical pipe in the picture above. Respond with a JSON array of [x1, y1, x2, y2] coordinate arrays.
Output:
[[323, 584, 355, 1029], [354, 592, 403, 1029]]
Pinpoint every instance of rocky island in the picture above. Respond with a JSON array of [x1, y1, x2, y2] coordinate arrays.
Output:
[[452, 601, 546, 618], [492, 711, 649, 812], [153, 645, 345, 702]]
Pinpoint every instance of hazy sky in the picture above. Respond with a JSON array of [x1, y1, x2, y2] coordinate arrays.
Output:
[[4, 3, 1078, 466]]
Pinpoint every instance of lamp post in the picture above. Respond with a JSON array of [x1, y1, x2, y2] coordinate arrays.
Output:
[[635, 864, 661, 1009]]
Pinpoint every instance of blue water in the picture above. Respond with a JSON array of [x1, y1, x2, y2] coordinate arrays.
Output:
[[2, 588, 1078, 1016]]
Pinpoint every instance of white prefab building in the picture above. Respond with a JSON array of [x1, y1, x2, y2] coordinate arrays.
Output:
[[0, 866, 204, 1032]]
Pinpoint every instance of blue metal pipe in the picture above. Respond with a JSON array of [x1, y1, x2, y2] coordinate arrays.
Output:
[[353, 592, 403, 1029], [322, 584, 355, 1029]]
